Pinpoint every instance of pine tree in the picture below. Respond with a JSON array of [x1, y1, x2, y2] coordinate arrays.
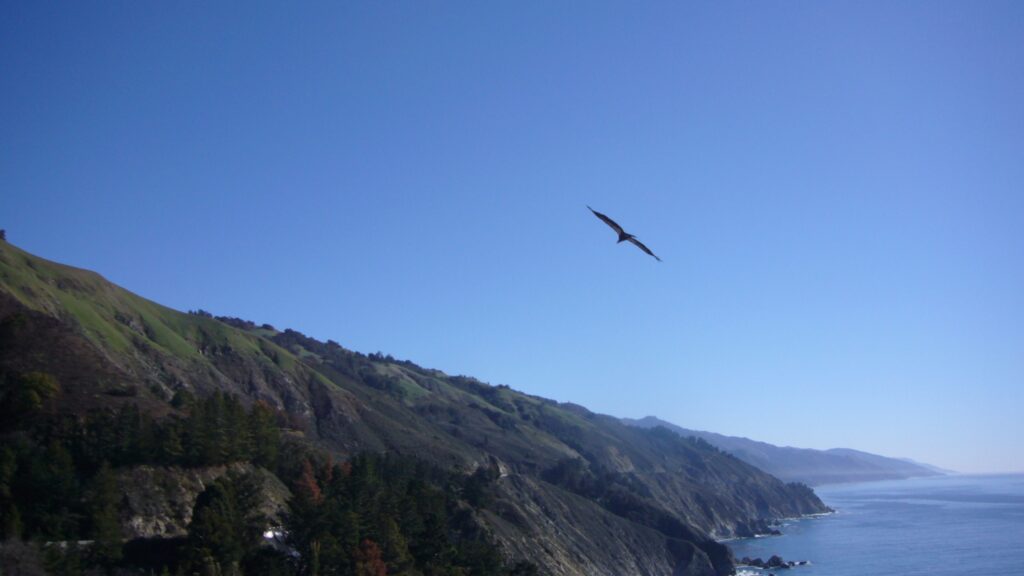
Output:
[[86, 462, 123, 565], [0, 445, 21, 539], [114, 405, 142, 464], [248, 401, 280, 470], [30, 440, 81, 539], [223, 395, 252, 461], [378, 517, 414, 574], [157, 423, 185, 464], [0, 371, 59, 430], [186, 472, 266, 575], [2, 502, 22, 540]]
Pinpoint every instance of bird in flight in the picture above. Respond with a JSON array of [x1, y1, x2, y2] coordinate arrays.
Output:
[[587, 206, 661, 261]]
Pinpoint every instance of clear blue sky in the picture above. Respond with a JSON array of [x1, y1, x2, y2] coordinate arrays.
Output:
[[3, 2, 1022, 473]]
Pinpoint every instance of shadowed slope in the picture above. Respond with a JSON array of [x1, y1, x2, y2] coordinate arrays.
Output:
[[0, 240, 829, 575]]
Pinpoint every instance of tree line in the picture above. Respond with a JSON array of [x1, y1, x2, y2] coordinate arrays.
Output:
[[0, 371, 536, 575]]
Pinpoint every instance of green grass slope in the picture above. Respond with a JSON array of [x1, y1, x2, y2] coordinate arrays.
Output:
[[0, 239, 830, 576]]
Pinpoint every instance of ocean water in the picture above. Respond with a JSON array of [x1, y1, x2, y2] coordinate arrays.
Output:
[[727, 474, 1024, 575]]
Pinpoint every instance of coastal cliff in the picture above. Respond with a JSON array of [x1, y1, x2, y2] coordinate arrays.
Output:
[[0, 240, 830, 575]]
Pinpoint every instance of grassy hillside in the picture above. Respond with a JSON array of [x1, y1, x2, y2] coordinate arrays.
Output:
[[0, 239, 831, 576]]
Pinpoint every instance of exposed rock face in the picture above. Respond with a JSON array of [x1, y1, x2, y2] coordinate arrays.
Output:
[[671, 544, 718, 576], [483, 473, 721, 576], [0, 540, 48, 576], [116, 463, 290, 539]]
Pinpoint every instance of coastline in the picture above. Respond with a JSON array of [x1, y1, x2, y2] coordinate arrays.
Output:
[[716, 510, 835, 543], [726, 474, 1024, 575]]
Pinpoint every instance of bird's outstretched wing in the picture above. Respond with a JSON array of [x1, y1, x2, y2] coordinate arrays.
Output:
[[627, 237, 661, 261], [588, 205, 626, 236]]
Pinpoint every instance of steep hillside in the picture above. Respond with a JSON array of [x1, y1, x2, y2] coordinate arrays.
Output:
[[0, 240, 830, 576], [624, 416, 943, 485]]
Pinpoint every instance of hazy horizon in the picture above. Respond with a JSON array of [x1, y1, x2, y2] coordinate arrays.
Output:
[[3, 2, 1022, 474]]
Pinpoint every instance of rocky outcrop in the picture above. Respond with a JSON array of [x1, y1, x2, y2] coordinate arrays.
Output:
[[0, 540, 47, 576], [738, 555, 811, 570], [116, 463, 290, 539], [482, 473, 724, 576]]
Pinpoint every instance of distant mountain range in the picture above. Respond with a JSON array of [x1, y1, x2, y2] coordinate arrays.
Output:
[[623, 416, 945, 486], [0, 239, 830, 576]]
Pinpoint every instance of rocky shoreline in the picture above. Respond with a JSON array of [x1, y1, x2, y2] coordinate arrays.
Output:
[[738, 554, 810, 571]]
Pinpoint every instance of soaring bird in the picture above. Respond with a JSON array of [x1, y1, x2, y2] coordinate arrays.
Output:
[[587, 206, 661, 261]]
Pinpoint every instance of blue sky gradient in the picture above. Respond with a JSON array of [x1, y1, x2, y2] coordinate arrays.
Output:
[[3, 2, 1022, 473]]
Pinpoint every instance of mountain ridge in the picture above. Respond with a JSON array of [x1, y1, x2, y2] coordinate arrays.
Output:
[[0, 239, 830, 575], [623, 415, 944, 486]]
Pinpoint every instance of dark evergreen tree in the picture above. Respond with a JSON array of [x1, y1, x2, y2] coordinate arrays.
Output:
[[86, 462, 123, 566], [27, 440, 81, 539], [0, 445, 22, 539], [156, 422, 185, 463], [249, 401, 280, 469], [186, 472, 267, 576], [378, 517, 413, 575], [0, 371, 59, 430]]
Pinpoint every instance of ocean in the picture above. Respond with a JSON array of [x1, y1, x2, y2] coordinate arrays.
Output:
[[727, 474, 1024, 575]]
